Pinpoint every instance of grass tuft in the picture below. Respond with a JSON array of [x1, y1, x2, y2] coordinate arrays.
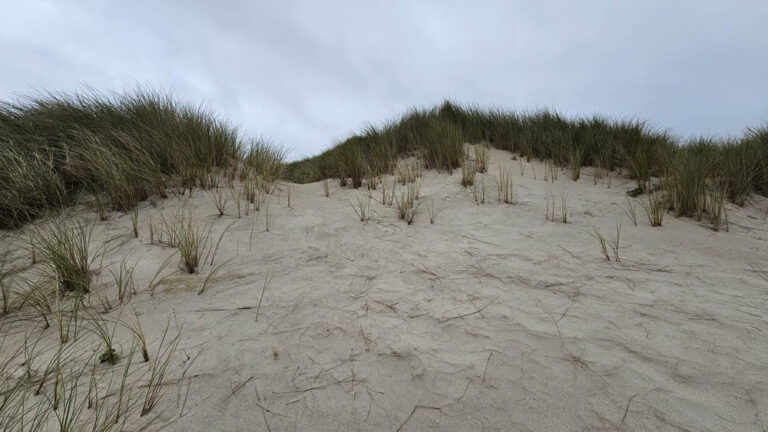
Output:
[[158, 210, 212, 274], [624, 197, 638, 226], [497, 167, 513, 204], [109, 255, 137, 304], [642, 191, 666, 227], [395, 182, 422, 224], [461, 159, 477, 188], [350, 196, 373, 223], [0, 88, 243, 229], [33, 219, 97, 294], [141, 322, 181, 416]]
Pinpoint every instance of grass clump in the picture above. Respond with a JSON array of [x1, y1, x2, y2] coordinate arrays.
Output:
[[157, 210, 212, 274], [497, 167, 513, 204], [396, 159, 421, 184], [624, 197, 638, 226], [350, 196, 373, 223], [642, 191, 666, 227], [590, 226, 610, 261], [333, 144, 367, 188], [395, 182, 422, 224], [590, 221, 622, 261], [425, 197, 441, 224], [243, 139, 286, 188], [109, 256, 137, 304], [126, 308, 150, 362], [89, 314, 119, 365], [545, 194, 568, 223], [141, 323, 182, 416], [33, 219, 97, 294], [461, 159, 477, 188], [419, 117, 464, 171], [0, 88, 244, 229], [708, 185, 728, 232], [473, 177, 486, 205], [474, 144, 490, 173], [662, 143, 716, 218], [209, 188, 228, 217], [561, 194, 568, 223], [568, 145, 584, 181], [590, 219, 621, 262], [21, 280, 54, 329]]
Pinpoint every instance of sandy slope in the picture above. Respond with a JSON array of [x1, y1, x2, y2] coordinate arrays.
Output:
[[2, 148, 768, 431]]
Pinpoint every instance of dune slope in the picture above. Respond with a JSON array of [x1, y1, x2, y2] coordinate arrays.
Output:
[[2, 148, 767, 431]]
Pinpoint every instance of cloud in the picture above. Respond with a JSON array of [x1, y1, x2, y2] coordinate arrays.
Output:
[[2, 0, 767, 159]]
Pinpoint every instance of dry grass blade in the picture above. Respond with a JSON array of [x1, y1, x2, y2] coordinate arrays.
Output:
[[255, 272, 273, 322], [0, 254, 22, 315], [126, 307, 150, 362], [204, 219, 236, 267], [545, 194, 555, 221], [141, 321, 182, 416], [426, 197, 442, 224], [610, 220, 622, 262], [590, 226, 610, 261], [561, 193, 568, 223], [473, 176, 486, 205], [21, 278, 53, 329], [497, 167, 513, 204], [227, 182, 242, 218], [624, 197, 638, 226], [110, 255, 137, 304], [88, 312, 120, 365], [148, 251, 178, 296], [382, 177, 396, 206], [129, 207, 139, 238], [264, 196, 272, 232], [708, 185, 728, 232], [198, 257, 234, 295]]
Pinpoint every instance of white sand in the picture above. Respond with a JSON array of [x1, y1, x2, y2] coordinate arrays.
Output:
[[2, 148, 768, 431]]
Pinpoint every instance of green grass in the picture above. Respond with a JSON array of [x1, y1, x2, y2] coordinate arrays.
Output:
[[642, 191, 667, 227], [140, 322, 182, 416], [243, 139, 286, 187], [2, 90, 767, 229], [33, 219, 98, 294], [158, 209, 212, 274], [0, 88, 244, 229], [286, 101, 768, 215]]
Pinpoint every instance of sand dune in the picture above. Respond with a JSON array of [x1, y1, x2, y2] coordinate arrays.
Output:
[[2, 148, 767, 431]]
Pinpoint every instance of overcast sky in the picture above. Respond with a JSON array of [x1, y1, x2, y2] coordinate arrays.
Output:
[[2, 1, 767, 160]]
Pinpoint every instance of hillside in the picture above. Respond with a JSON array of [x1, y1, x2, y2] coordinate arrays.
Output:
[[1, 147, 767, 431]]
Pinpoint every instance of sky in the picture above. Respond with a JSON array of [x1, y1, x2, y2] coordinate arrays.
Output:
[[1, 1, 767, 160]]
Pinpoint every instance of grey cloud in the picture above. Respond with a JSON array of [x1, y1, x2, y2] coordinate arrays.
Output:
[[2, 0, 767, 159]]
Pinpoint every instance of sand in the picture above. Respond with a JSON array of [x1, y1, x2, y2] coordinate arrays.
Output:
[[1, 148, 767, 431]]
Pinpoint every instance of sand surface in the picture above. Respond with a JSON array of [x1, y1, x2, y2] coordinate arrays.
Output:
[[2, 148, 768, 431]]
